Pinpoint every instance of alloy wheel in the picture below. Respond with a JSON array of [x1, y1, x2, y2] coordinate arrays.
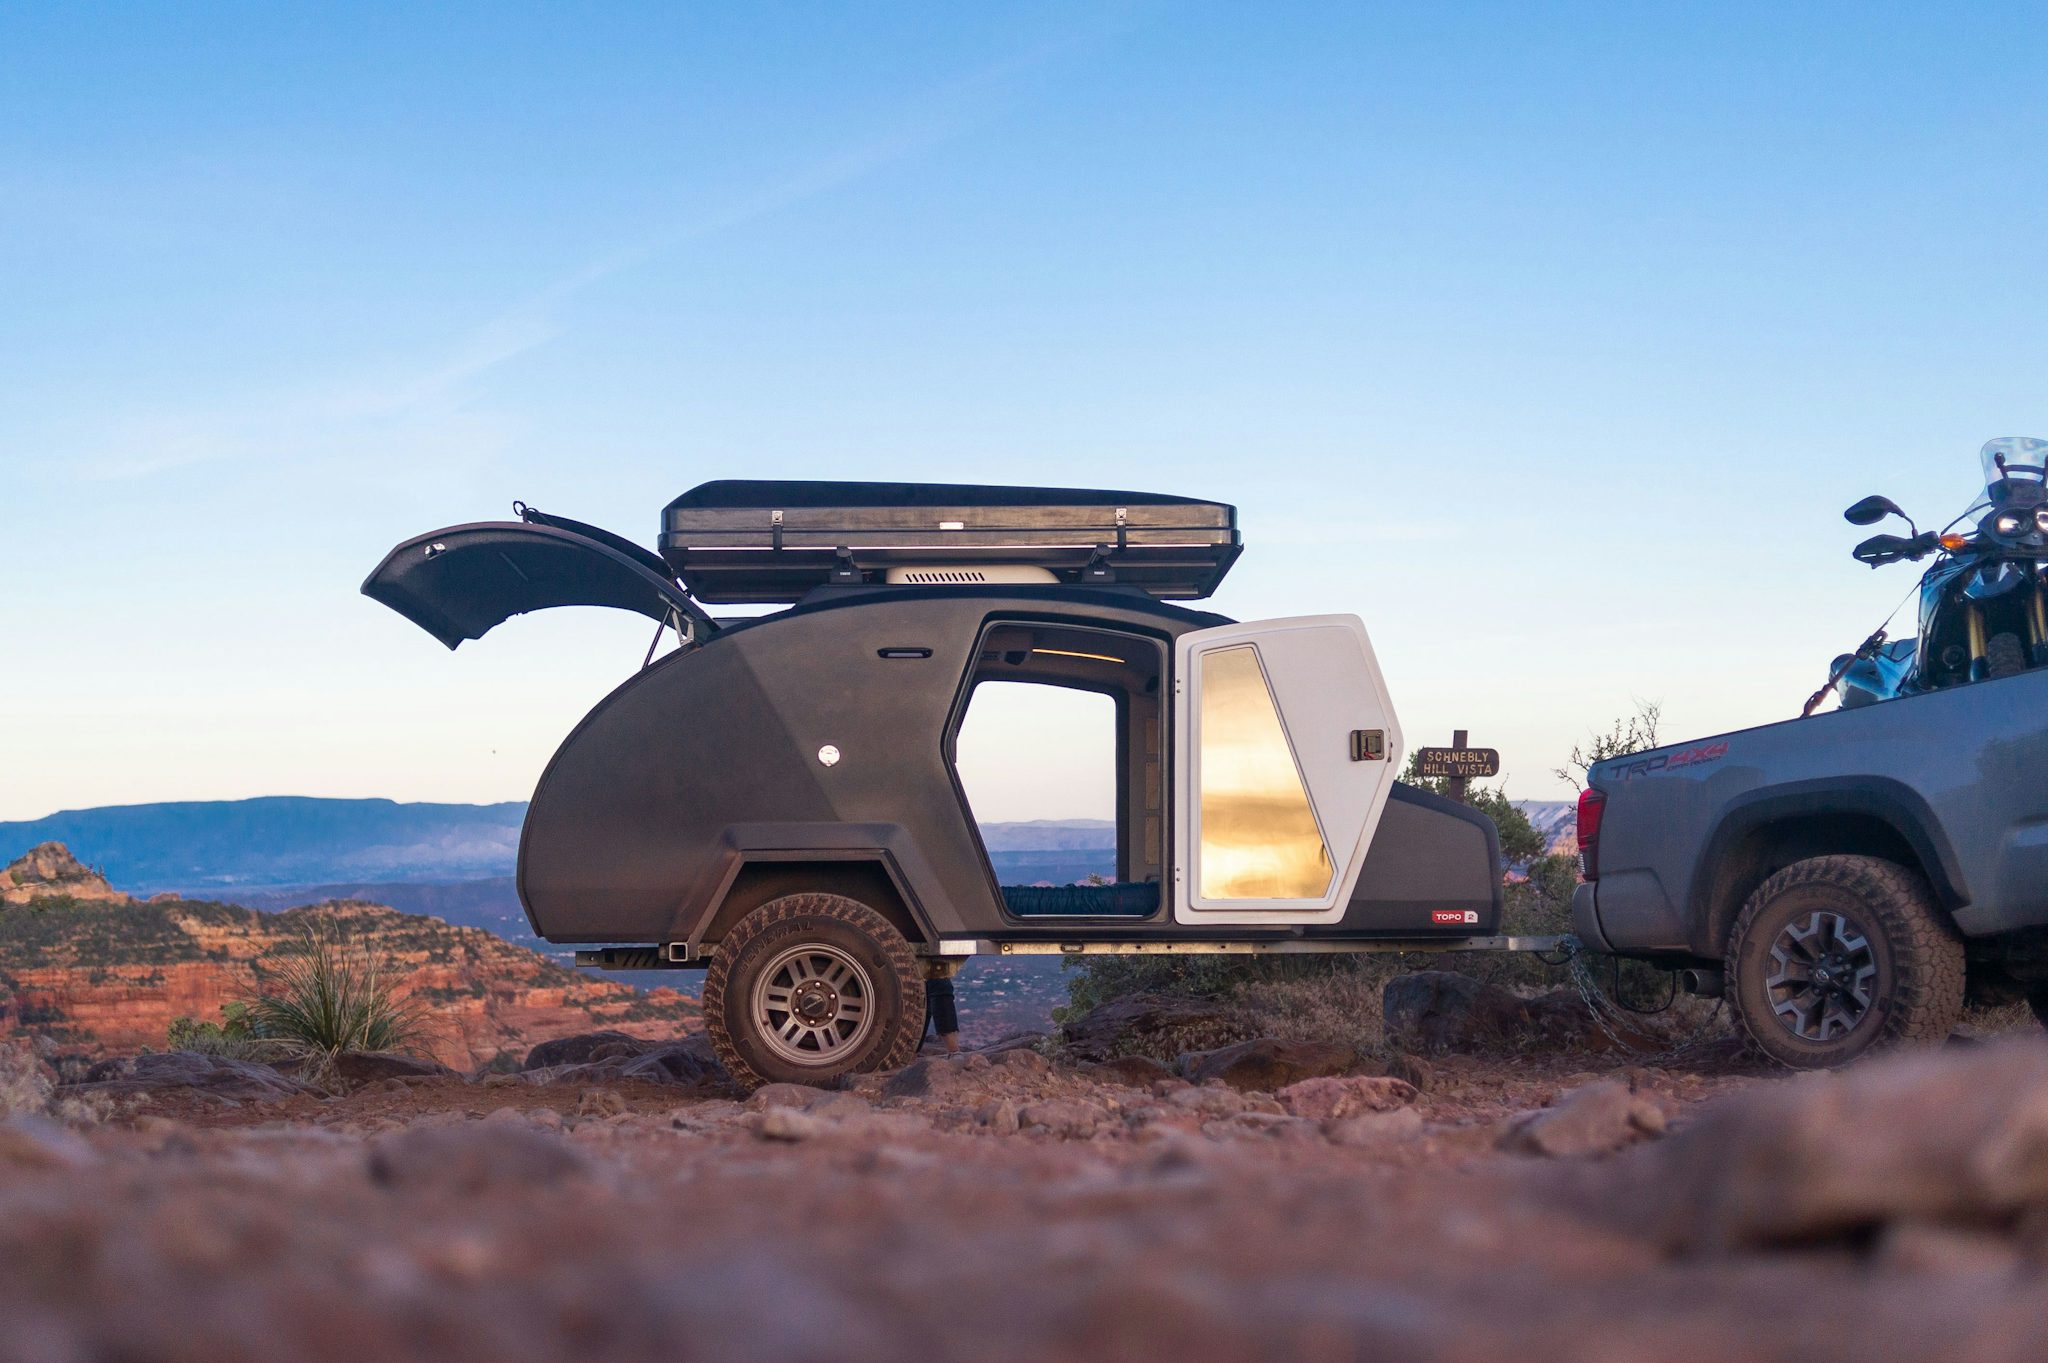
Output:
[[751, 943, 876, 1066], [1765, 910, 1878, 1042]]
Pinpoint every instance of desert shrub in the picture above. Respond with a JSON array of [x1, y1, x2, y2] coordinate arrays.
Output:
[[0, 1041, 54, 1118], [165, 1002, 271, 1060], [1229, 970, 1395, 1055], [1555, 701, 1662, 791], [243, 925, 429, 1066]]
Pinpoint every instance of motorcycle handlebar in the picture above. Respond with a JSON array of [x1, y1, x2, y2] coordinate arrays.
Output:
[[1852, 531, 1941, 567]]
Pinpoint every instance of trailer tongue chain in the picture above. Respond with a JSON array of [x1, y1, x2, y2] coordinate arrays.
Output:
[[1555, 935, 1730, 1063]]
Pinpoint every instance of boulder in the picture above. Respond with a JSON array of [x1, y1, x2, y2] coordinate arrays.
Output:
[[1499, 1079, 1664, 1158], [518, 1034, 723, 1089], [1179, 1038, 1358, 1091], [1203, 1111, 1321, 1142], [1382, 972, 1622, 1053], [327, 1051, 457, 1087], [522, 1031, 647, 1070], [1612, 1042, 2048, 1253], [992, 1046, 1051, 1075], [1017, 1099, 1109, 1138], [803, 1091, 872, 1121], [70, 1052, 314, 1101], [1277, 1075, 1416, 1121], [616, 1039, 724, 1086], [575, 1088, 629, 1120], [977, 1098, 1021, 1134], [368, 1122, 589, 1193], [757, 1107, 828, 1142], [1382, 972, 1530, 1052], [882, 1058, 967, 1100], [1325, 1107, 1426, 1149], [1167, 1085, 1246, 1118], [745, 1083, 817, 1111], [1061, 993, 1235, 1064], [1080, 1055, 1177, 1086]]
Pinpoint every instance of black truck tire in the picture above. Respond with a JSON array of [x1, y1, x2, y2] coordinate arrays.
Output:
[[1725, 855, 1964, 1069], [702, 893, 926, 1091]]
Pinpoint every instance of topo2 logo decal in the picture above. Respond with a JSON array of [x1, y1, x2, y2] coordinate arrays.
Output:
[[1431, 909, 1480, 925]]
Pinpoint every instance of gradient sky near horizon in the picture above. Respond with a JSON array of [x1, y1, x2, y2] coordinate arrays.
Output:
[[6, 1, 2048, 824]]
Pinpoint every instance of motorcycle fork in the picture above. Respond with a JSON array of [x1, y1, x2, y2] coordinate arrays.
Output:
[[2031, 585, 2048, 667], [1968, 604, 1989, 683]]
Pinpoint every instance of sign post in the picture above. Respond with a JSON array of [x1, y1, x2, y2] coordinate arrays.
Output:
[[1413, 730, 1501, 803]]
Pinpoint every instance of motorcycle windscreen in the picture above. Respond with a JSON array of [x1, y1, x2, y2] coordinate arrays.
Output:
[[362, 522, 700, 649], [1173, 615, 1404, 925]]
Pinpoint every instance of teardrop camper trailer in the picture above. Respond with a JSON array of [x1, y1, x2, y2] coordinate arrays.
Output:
[[364, 481, 1509, 1088]]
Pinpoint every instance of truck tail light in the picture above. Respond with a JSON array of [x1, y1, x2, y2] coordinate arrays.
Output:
[[1576, 787, 1606, 881]]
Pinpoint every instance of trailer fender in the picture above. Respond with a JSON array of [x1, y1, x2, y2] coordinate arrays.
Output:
[[675, 823, 951, 953]]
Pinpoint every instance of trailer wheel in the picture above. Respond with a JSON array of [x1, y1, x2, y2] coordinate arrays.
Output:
[[1725, 855, 1963, 1069], [701, 893, 925, 1091]]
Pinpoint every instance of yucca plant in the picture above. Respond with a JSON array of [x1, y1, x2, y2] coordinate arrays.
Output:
[[245, 924, 430, 1066]]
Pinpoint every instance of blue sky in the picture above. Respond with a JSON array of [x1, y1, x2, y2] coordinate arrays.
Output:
[[5, 1, 2048, 821]]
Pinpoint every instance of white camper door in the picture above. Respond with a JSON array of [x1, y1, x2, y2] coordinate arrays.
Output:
[[1173, 615, 1403, 925]]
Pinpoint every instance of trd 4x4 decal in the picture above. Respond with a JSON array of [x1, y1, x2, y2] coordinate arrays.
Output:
[[1607, 741, 1730, 781]]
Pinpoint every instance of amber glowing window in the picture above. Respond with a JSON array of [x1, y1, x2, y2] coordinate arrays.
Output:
[[1196, 645, 1331, 900]]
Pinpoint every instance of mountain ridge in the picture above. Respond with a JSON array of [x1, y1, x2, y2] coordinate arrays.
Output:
[[4, 796, 1574, 891]]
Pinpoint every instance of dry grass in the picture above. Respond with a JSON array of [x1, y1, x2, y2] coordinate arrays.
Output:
[[1227, 972, 1392, 1055]]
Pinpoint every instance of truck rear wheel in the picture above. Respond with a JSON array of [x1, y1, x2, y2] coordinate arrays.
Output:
[[1726, 855, 1964, 1069], [701, 893, 925, 1091]]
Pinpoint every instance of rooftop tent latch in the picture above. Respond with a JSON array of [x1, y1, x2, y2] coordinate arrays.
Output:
[[1115, 506, 1129, 552], [771, 509, 784, 552]]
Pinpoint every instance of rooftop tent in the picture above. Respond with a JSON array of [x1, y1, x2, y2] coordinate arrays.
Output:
[[660, 479, 1241, 604]]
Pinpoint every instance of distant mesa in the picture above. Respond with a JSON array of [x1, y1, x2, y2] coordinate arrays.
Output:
[[0, 841, 131, 906]]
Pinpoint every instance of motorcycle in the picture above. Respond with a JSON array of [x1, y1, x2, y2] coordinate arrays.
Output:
[[1817, 436, 2048, 712]]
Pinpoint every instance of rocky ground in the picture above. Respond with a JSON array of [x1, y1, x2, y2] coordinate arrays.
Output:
[[5, 1016, 2048, 1363]]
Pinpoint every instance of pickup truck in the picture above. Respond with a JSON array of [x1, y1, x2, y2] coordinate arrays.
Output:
[[1572, 666, 2048, 1066]]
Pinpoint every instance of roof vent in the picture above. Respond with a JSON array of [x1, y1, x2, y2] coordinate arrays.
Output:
[[885, 565, 1060, 586]]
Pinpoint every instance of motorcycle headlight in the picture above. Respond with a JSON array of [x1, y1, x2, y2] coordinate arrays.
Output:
[[1997, 511, 2025, 536], [2034, 507, 2048, 535]]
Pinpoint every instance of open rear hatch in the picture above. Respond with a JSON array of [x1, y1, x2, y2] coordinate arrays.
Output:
[[362, 509, 714, 649]]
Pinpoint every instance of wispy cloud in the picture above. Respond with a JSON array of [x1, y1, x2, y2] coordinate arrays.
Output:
[[32, 13, 1130, 489]]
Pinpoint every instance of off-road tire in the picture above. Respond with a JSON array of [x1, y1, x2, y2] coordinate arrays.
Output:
[[1987, 632, 2026, 681], [2027, 987, 2048, 1033], [1726, 855, 1964, 1069], [702, 893, 925, 1092]]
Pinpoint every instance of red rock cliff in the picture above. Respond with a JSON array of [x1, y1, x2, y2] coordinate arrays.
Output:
[[0, 846, 697, 1069]]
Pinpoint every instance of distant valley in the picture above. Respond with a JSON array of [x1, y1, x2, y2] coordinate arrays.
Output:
[[0, 794, 1571, 1041], [0, 798, 1568, 895]]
